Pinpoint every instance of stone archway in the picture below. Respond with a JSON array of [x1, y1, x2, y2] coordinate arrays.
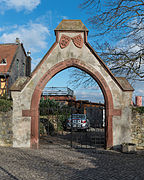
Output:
[[30, 58, 116, 148], [11, 20, 134, 149]]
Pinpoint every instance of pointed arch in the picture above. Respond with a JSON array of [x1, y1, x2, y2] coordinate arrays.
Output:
[[29, 58, 121, 149]]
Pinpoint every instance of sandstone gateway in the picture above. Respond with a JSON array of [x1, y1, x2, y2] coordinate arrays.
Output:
[[10, 20, 134, 148]]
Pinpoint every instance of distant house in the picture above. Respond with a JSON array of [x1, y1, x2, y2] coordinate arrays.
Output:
[[41, 87, 105, 127], [0, 38, 31, 96], [41, 87, 76, 103]]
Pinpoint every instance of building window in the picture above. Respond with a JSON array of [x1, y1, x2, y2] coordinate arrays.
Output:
[[0, 78, 6, 96], [23, 63, 25, 75], [0, 58, 7, 65], [17, 59, 19, 72]]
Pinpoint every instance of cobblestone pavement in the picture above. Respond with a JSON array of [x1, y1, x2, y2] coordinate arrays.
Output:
[[0, 144, 144, 180]]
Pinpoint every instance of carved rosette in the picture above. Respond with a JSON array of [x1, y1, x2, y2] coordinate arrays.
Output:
[[59, 34, 83, 49]]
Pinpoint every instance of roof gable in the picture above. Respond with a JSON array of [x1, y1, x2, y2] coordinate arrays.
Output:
[[0, 44, 18, 73], [32, 19, 134, 92]]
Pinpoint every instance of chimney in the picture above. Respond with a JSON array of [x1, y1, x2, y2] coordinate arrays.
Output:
[[16, 38, 20, 44], [27, 50, 31, 57], [26, 50, 31, 76], [135, 96, 142, 107]]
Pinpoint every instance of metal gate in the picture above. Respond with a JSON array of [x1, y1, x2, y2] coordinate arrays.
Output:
[[39, 98, 105, 149]]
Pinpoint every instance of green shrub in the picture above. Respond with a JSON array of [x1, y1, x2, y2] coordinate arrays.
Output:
[[133, 106, 144, 114], [39, 98, 60, 115], [39, 122, 46, 135], [0, 99, 12, 112], [39, 98, 71, 131], [40, 117, 54, 135]]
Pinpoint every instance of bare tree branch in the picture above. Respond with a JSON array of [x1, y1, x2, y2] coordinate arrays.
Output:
[[78, 0, 144, 83], [69, 1, 144, 88]]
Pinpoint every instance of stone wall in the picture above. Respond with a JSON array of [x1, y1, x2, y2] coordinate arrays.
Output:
[[0, 111, 13, 146], [131, 108, 144, 150]]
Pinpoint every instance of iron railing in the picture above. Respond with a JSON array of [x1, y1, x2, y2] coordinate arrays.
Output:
[[42, 87, 74, 96]]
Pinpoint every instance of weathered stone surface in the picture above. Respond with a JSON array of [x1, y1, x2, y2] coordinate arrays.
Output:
[[55, 19, 89, 32], [121, 143, 136, 153], [0, 111, 13, 147], [116, 77, 134, 91], [10, 76, 30, 91], [131, 108, 144, 150], [10, 20, 134, 148]]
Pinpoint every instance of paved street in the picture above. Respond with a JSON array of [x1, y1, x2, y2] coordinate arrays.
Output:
[[0, 144, 144, 180]]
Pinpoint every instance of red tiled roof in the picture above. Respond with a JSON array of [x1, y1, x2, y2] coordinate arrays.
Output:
[[0, 44, 18, 73]]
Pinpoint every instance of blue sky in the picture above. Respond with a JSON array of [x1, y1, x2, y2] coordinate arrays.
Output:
[[0, 0, 91, 69], [0, 0, 143, 104]]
